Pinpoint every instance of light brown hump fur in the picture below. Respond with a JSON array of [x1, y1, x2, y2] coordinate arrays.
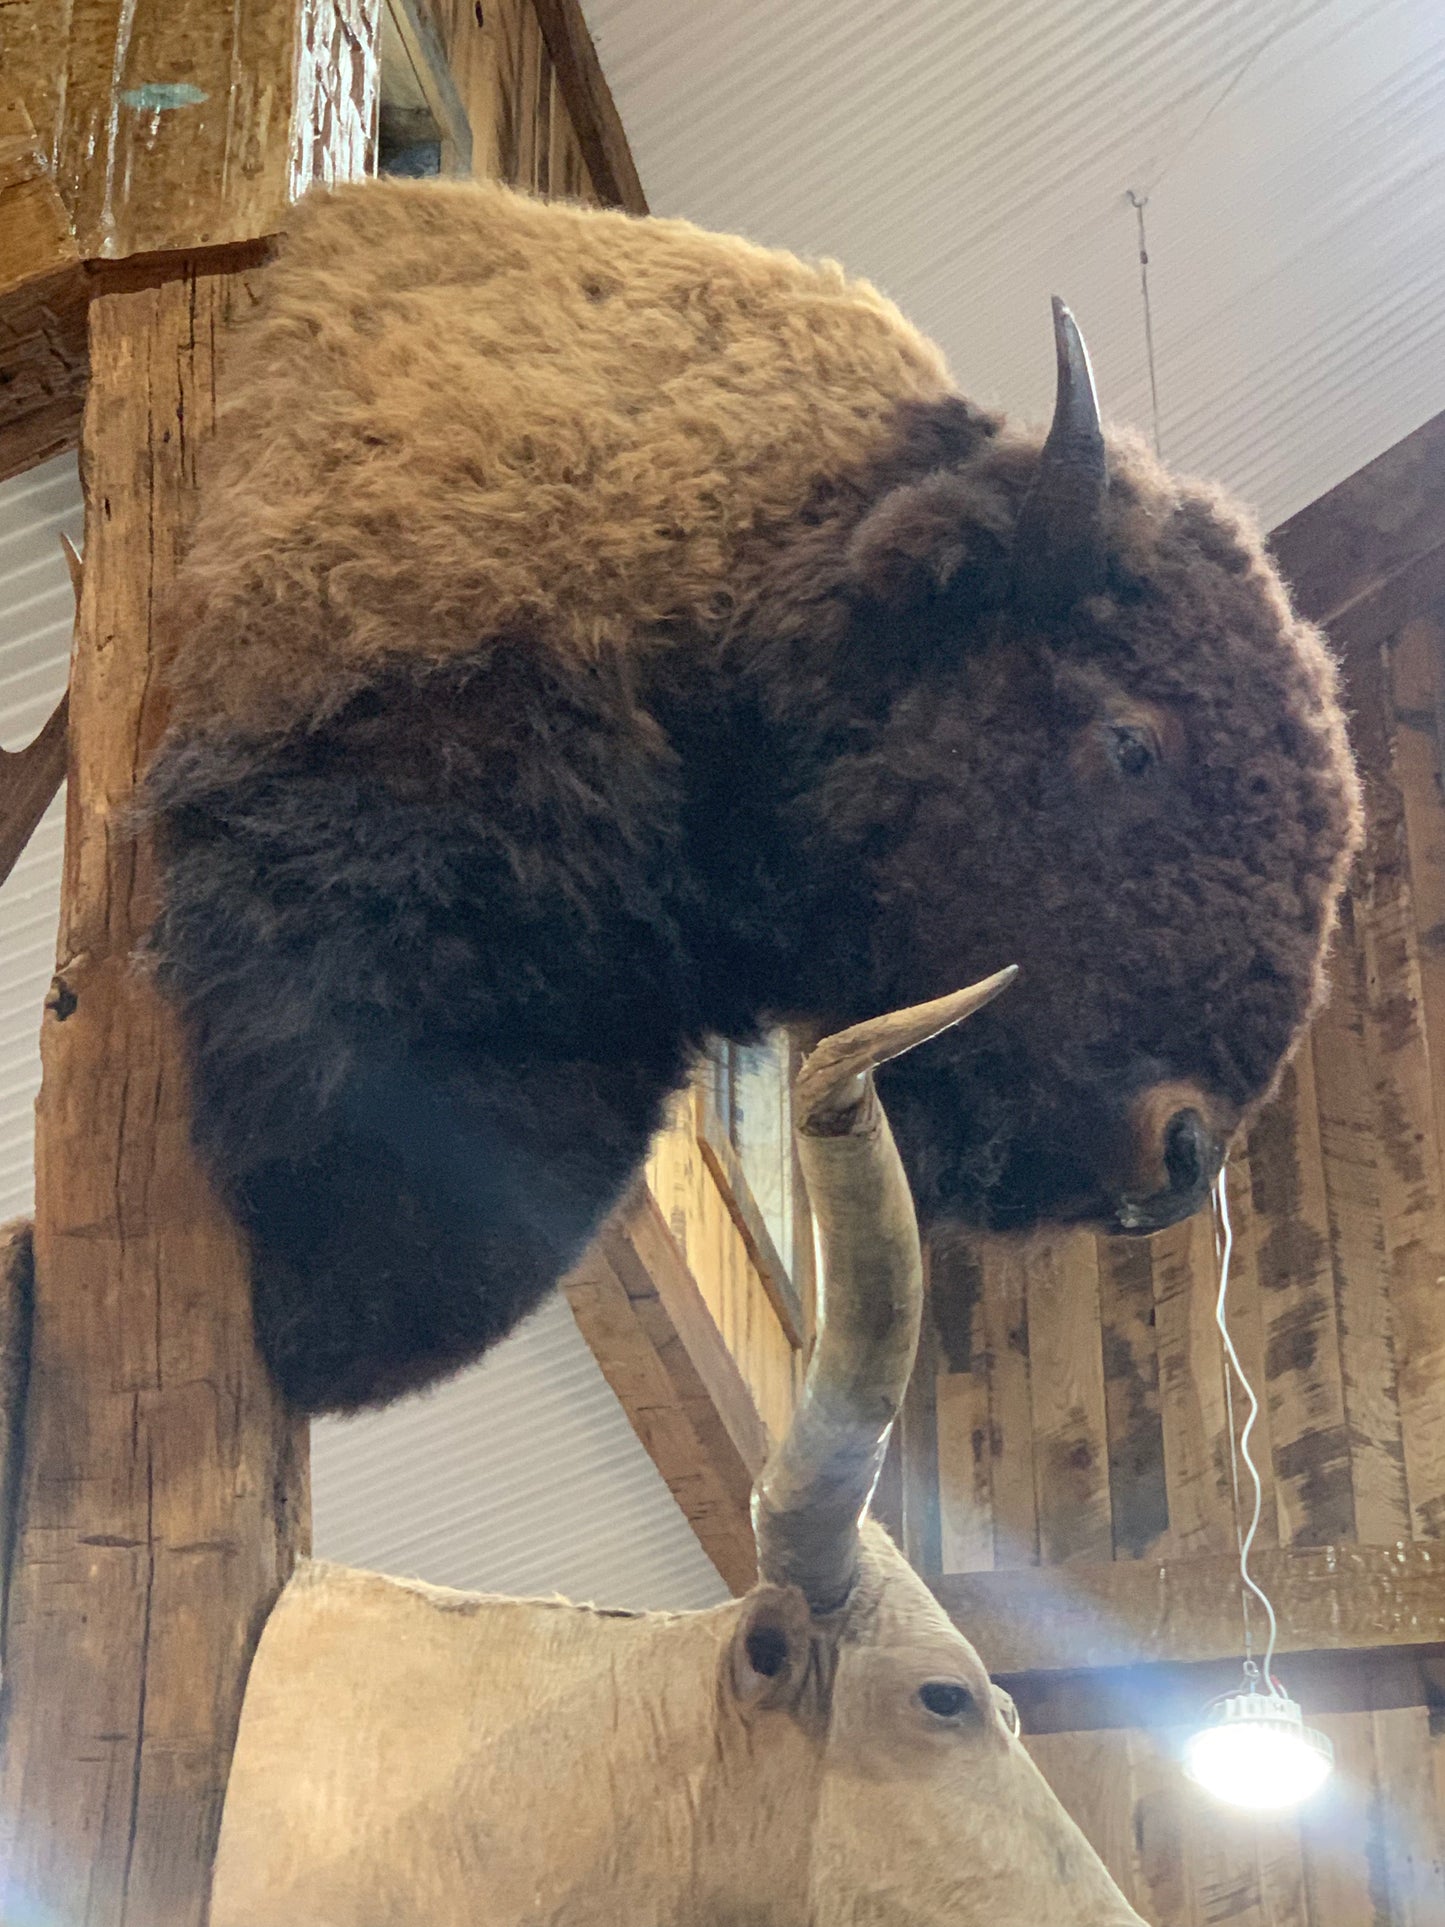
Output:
[[165, 179, 955, 740]]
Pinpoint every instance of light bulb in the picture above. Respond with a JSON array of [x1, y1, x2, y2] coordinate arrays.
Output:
[[1184, 1690, 1333, 1811]]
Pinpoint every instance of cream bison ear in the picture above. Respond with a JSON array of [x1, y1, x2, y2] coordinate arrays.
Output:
[[846, 470, 1013, 612], [727, 1585, 815, 1714]]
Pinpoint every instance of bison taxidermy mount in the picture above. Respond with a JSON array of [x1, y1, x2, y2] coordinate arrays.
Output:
[[146, 181, 1362, 1413]]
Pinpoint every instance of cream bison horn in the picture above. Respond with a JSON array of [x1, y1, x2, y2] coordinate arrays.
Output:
[[1010, 296, 1108, 618], [751, 965, 1018, 1612]]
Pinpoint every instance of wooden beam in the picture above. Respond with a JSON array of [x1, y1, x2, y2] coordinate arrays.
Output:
[[530, 0, 647, 213], [0, 259, 311, 1927], [934, 1542, 1445, 1675], [0, 7, 376, 1922], [1002, 1644, 1445, 1736], [0, 0, 377, 484], [0, 692, 67, 891], [1271, 409, 1445, 628], [564, 1185, 766, 1594], [0, 1221, 33, 1651], [695, 1085, 806, 1347]]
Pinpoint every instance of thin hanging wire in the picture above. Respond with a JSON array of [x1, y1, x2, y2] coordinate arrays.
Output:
[[1127, 191, 1163, 460], [1211, 1167, 1282, 1697]]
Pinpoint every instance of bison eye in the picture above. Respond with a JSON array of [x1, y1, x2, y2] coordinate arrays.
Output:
[[918, 1680, 975, 1720], [1106, 722, 1158, 778]]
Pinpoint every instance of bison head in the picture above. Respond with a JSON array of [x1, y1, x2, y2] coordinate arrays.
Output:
[[749, 303, 1362, 1239]]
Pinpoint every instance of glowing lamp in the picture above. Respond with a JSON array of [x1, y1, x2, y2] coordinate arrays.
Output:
[[1183, 1688, 1333, 1811]]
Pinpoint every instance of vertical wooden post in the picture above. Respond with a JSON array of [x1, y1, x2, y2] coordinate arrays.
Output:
[[0, 9, 376, 1922]]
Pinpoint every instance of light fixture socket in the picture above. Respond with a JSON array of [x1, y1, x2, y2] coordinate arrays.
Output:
[[1184, 1688, 1334, 1811]]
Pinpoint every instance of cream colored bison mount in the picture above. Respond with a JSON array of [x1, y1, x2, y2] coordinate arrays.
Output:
[[210, 973, 1144, 1927]]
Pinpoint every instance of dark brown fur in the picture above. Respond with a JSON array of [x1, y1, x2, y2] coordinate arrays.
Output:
[[145, 186, 1361, 1412]]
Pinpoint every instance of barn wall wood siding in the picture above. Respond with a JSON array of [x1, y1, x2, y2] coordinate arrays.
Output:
[[913, 426, 1445, 1922], [919, 619, 1445, 1587]]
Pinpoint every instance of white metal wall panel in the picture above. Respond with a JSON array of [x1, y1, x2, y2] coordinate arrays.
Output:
[[583, 0, 1445, 529], [310, 1294, 728, 1609], [0, 454, 81, 1225]]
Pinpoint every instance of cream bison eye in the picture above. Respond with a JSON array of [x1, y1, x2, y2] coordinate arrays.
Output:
[[1106, 721, 1158, 778], [917, 1680, 975, 1720]]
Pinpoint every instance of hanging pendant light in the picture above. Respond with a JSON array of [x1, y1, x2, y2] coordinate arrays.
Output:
[[1183, 1173, 1334, 1814], [1184, 1675, 1334, 1811]]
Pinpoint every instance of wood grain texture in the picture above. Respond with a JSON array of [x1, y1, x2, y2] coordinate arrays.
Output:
[[0, 273, 310, 1927], [0, 692, 68, 891], [563, 1190, 760, 1595], [1272, 411, 1445, 630], [1028, 1711, 1445, 1927], [1250, 1051, 1354, 1546], [935, 1541, 1445, 1674], [644, 1088, 800, 1449], [1027, 1235, 1112, 1565], [530, 0, 647, 212], [978, 1243, 1040, 1568], [0, 12, 373, 1919], [1152, 1209, 1237, 1559], [1312, 902, 1412, 1545], [0, 1221, 33, 1654], [1097, 1237, 1169, 1562], [1, 0, 351, 258]]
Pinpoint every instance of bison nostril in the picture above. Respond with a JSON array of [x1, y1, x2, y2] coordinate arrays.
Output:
[[1164, 1108, 1212, 1194]]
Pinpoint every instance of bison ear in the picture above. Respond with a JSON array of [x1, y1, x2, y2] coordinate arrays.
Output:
[[728, 1585, 814, 1713], [846, 471, 1012, 613]]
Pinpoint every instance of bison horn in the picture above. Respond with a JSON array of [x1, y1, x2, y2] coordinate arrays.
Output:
[[1010, 297, 1108, 617], [751, 966, 1018, 1613]]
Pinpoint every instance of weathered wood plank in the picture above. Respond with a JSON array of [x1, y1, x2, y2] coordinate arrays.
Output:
[[1215, 1153, 1283, 1557], [900, 1289, 943, 1577], [0, 83, 81, 301], [1300, 1712, 1382, 1927], [1271, 411, 1445, 630], [1097, 1237, 1170, 1562], [0, 271, 311, 1927], [1, 0, 366, 259], [1368, 1705, 1445, 1927], [695, 1085, 805, 1347], [0, 692, 68, 892], [997, 1646, 1445, 1737], [935, 1361, 994, 1573], [934, 1541, 1445, 1674], [977, 1243, 1039, 1567], [1311, 902, 1412, 1545], [0, 1221, 32, 1656], [563, 1196, 757, 1595], [1027, 1235, 1112, 1565], [1346, 622, 1445, 1541], [1250, 1052, 1354, 1546], [928, 1228, 994, 1573], [531, 0, 647, 212], [1153, 1209, 1236, 1559]]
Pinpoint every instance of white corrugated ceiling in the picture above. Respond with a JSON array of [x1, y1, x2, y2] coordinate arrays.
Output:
[[582, 0, 1445, 531]]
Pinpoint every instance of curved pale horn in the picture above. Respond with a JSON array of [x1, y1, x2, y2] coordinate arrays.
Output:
[[751, 966, 1018, 1612], [1010, 297, 1108, 617]]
